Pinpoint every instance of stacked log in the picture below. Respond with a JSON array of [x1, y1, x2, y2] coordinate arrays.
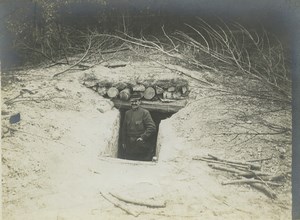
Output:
[[119, 88, 131, 101], [132, 84, 146, 92], [107, 87, 119, 98], [82, 78, 189, 101], [144, 87, 156, 100]]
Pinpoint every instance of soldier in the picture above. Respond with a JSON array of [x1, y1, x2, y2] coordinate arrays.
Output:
[[121, 93, 156, 161]]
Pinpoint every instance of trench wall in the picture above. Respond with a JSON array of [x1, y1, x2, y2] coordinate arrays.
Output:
[[100, 111, 120, 158], [156, 119, 185, 161]]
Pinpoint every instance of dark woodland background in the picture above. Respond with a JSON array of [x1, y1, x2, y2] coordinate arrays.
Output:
[[0, 0, 300, 219], [0, 0, 298, 69]]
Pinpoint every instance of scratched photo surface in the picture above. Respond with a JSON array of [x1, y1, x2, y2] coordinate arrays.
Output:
[[1, 0, 299, 219]]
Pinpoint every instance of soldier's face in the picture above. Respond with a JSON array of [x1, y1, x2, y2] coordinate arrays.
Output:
[[130, 99, 140, 109]]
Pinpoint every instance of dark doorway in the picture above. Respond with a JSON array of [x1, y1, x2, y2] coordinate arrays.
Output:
[[118, 108, 174, 161]]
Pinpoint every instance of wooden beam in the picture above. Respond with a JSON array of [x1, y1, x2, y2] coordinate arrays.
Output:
[[112, 99, 187, 113]]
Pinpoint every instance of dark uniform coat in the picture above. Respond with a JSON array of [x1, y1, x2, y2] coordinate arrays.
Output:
[[122, 107, 156, 160]]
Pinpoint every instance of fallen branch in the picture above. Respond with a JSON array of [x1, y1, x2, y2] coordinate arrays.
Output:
[[260, 173, 287, 182], [102, 47, 129, 54], [4, 92, 23, 104], [209, 164, 254, 178], [222, 179, 282, 186], [4, 96, 64, 105], [207, 154, 261, 170], [99, 191, 140, 217], [249, 183, 277, 199], [53, 36, 92, 78], [193, 157, 250, 170], [46, 62, 69, 68], [209, 164, 270, 178], [109, 192, 166, 208], [106, 64, 127, 68]]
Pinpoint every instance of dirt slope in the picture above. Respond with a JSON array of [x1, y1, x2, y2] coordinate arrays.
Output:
[[1, 54, 292, 219]]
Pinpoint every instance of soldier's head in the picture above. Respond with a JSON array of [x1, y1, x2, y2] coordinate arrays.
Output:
[[130, 93, 142, 110]]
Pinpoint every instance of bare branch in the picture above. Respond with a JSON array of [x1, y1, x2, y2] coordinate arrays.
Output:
[[53, 35, 92, 78]]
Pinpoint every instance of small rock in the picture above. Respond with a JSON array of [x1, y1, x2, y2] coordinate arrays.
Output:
[[3, 127, 9, 134], [55, 85, 64, 92], [76, 92, 82, 98], [2, 127, 9, 138], [278, 147, 286, 154]]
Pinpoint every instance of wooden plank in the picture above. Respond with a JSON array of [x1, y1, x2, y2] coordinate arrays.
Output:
[[112, 99, 187, 113]]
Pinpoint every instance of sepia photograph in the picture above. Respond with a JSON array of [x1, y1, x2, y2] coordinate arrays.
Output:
[[1, 0, 299, 219]]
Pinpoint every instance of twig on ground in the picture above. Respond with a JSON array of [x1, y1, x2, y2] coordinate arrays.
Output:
[[99, 191, 140, 217], [247, 157, 273, 162], [109, 192, 166, 208], [4, 92, 23, 104], [260, 173, 287, 182], [222, 179, 282, 186]]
